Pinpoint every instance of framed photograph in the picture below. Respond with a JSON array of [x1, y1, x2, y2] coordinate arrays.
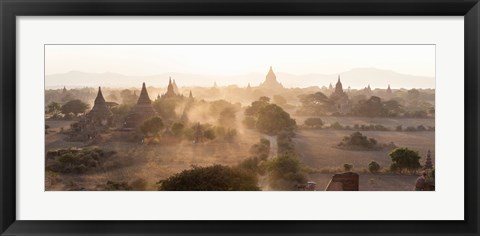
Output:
[[1, 0, 479, 235]]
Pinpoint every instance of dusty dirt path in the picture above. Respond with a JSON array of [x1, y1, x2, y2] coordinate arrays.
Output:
[[258, 135, 277, 191]]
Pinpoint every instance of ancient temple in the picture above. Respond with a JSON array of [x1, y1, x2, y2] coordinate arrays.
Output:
[[162, 77, 178, 98], [87, 87, 113, 126], [124, 82, 157, 128], [329, 76, 351, 114], [259, 66, 284, 90], [172, 79, 180, 94]]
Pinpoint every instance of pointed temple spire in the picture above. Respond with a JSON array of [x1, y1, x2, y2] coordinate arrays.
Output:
[[335, 75, 343, 94], [137, 82, 152, 104], [173, 79, 179, 94], [124, 82, 157, 128], [189, 90, 193, 99], [164, 77, 177, 97], [94, 86, 106, 104], [88, 86, 112, 121]]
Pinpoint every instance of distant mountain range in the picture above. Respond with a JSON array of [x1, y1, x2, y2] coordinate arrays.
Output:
[[45, 68, 435, 89]]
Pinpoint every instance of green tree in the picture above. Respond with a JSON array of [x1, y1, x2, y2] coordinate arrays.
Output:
[[158, 165, 259, 191], [61, 100, 89, 116], [140, 116, 164, 136], [352, 96, 387, 117], [297, 92, 334, 116], [268, 154, 307, 190], [389, 148, 422, 173], [368, 161, 381, 173], [153, 98, 179, 121], [244, 98, 269, 116], [171, 122, 185, 137], [343, 163, 353, 172], [304, 117, 324, 128], [383, 99, 403, 117], [110, 104, 132, 117], [46, 102, 61, 115], [339, 132, 377, 149], [256, 104, 296, 135]]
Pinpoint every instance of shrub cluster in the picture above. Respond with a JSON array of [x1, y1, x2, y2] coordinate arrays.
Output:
[[396, 125, 434, 132], [338, 132, 378, 150], [158, 165, 259, 191], [46, 148, 115, 174]]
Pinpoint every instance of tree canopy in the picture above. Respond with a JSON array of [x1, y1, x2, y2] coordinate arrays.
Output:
[[158, 165, 259, 191], [267, 154, 307, 190], [368, 161, 381, 173], [140, 116, 164, 136], [297, 92, 334, 116], [304, 117, 324, 128], [61, 99, 89, 116], [389, 147, 422, 173], [255, 104, 296, 135]]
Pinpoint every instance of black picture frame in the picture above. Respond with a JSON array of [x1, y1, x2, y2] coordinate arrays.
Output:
[[1, 0, 479, 235]]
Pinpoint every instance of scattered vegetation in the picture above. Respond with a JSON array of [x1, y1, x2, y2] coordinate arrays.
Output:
[[267, 154, 308, 190], [60, 99, 90, 117], [46, 148, 115, 174], [343, 163, 353, 172], [338, 132, 378, 150], [303, 117, 324, 128], [368, 161, 381, 173], [140, 116, 164, 136], [158, 165, 259, 191], [244, 97, 296, 135], [389, 147, 422, 174]]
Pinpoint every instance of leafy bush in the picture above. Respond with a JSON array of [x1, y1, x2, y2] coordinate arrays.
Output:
[[249, 138, 270, 160], [103, 181, 132, 191], [330, 122, 343, 130], [304, 118, 324, 128], [338, 132, 378, 149], [343, 163, 353, 172], [368, 161, 381, 173], [267, 154, 307, 190], [158, 165, 259, 191], [389, 148, 422, 173], [47, 148, 114, 174], [256, 104, 296, 135], [140, 116, 164, 136]]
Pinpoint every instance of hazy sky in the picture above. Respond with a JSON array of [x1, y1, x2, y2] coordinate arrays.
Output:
[[45, 45, 435, 77]]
